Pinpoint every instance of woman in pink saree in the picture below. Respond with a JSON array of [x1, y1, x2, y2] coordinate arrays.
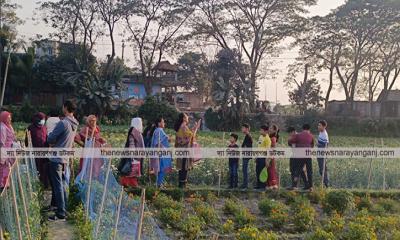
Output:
[[0, 111, 16, 191]]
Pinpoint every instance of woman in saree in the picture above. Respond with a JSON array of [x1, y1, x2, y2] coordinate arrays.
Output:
[[267, 124, 280, 189], [0, 111, 16, 191], [25, 112, 49, 188], [174, 113, 201, 188], [75, 115, 107, 177], [119, 117, 144, 188], [150, 117, 172, 187]]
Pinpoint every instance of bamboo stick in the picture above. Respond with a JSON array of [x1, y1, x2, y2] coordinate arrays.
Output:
[[85, 129, 96, 219], [135, 189, 146, 240], [15, 159, 32, 240], [94, 159, 112, 237], [9, 165, 23, 240], [112, 186, 124, 240], [217, 132, 225, 197]]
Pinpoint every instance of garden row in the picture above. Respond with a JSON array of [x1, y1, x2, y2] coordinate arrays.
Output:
[[136, 188, 400, 240]]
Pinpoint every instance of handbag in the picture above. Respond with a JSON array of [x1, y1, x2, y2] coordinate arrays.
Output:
[[118, 158, 132, 176]]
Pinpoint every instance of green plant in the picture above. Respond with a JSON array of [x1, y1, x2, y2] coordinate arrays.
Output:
[[192, 198, 218, 225], [179, 215, 205, 240], [159, 207, 182, 228], [138, 96, 179, 127], [292, 197, 316, 232], [152, 193, 182, 210], [235, 208, 256, 228], [308, 188, 326, 204], [324, 212, 345, 233], [342, 222, 377, 240], [222, 219, 235, 233], [323, 190, 354, 215], [355, 195, 372, 211], [69, 204, 93, 240], [306, 228, 335, 240], [375, 198, 400, 214], [224, 199, 240, 215], [235, 226, 278, 240], [165, 188, 184, 201], [258, 199, 288, 228]]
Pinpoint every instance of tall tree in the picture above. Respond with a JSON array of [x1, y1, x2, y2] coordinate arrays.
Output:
[[122, 0, 193, 95], [177, 52, 212, 103], [94, 0, 123, 67], [192, 0, 316, 110]]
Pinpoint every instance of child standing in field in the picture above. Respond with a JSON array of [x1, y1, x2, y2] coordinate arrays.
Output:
[[255, 125, 271, 190], [317, 120, 329, 188], [240, 124, 253, 189], [228, 133, 239, 189]]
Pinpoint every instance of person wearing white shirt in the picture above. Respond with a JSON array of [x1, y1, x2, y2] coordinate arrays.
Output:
[[317, 120, 329, 188]]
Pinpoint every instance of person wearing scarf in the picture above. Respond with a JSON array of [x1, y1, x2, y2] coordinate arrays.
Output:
[[75, 115, 106, 177], [174, 113, 201, 188], [119, 117, 145, 188], [0, 111, 16, 191], [150, 117, 172, 187], [25, 112, 49, 188]]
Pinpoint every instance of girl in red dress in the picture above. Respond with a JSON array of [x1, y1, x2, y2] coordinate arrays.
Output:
[[267, 124, 280, 189]]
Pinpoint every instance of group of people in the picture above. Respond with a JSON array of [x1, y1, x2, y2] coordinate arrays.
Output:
[[0, 98, 329, 223], [226, 121, 329, 192]]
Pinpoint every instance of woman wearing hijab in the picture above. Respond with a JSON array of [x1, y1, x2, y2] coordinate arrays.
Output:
[[119, 117, 145, 188], [150, 117, 172, 187], [0, 111, 17, 191], [174, 113, 201, 188], [25, 112, 49, 188], [75, 115, 107, 177]]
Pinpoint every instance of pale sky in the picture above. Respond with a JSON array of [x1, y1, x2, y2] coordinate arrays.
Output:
[[13, 0, 347, 105]]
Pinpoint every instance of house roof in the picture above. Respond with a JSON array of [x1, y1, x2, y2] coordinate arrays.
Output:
[[152, 61, 178, 72], [377, 90, 400, 102]]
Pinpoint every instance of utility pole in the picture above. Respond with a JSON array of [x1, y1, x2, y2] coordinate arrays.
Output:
[[121, 40, 125, 61]]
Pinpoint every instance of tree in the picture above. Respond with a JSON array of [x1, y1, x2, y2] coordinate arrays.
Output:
[[122, 0, 193, 96], [287, 64, 323, 115], [210, 48, 251, 128], [192, 0, 316, 110], [333, 0, 399, 107], [293, 14, 343, 110], [177, 52, 212, 103], [94, 0, 123, 67]]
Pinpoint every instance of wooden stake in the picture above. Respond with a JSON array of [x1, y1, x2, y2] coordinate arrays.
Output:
[[15, 160, 32, 240], [135, 189, 146, 240], [112, 186, 124, 240], [85, 130, 96, 219], [367, 139, 375, 190], [94, 159, 112, 237], [9, 165, 23, 240], [381, 138, 386, 190], [217, 132, 225, 196], [25, 131, 33, 198]]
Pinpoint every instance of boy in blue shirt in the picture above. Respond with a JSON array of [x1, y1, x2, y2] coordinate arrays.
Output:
[[228, 133, 239, 188]]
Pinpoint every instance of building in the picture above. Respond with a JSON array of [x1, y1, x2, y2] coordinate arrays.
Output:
[[326, 89, 400, 118]]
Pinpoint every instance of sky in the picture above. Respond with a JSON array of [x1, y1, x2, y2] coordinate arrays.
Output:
[[13, 0, 347, 105]]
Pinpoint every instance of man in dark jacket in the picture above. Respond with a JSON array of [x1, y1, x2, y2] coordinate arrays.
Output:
[[47, 100, 79, 221]]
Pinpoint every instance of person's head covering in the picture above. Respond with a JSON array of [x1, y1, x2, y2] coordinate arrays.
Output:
[[86, 115, 97, 126], [0, 111, 12, 128], [32, 112, 46, 126], [130, 117, 143, 133]]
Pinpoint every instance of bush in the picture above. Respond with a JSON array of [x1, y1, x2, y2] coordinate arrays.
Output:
[[179, 215, 205, 240], [306, 228, 335, 240], [292, 197, 316, 232], [355, 196, 372, 211], [152, 193, 182, 210], [192, 198, 218, 225], [236, 226, 278, 240], [324, 212, 345, 234], [342, 222, 377, 240], [138, 96, 179, 127], [308, 188, 326, 204], [224, 199, 239, 215], [258, 199, 288, 228], [375, 198, 400, 214], [323, 190, 354, 215], [224, 199, 255, 228], [222, 219, 235, 233], [159, 207, 182, 228]]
